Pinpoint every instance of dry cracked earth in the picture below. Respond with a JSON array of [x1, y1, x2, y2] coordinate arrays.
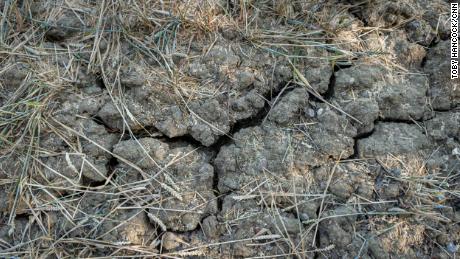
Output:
[[0, 0, 459, 258]]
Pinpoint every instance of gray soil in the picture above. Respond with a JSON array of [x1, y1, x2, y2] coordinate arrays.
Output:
[[0, 0, 459, 258]]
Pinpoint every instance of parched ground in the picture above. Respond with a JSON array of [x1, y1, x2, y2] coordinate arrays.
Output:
[[0, 0, 459, 258]]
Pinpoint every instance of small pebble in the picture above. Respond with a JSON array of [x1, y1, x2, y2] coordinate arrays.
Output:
[[447, 242, 458, 254], [317, 108, 324, 116], [299, 213, 309, 222], [436, 194, 445, 201], [306, 108, 316, 118]]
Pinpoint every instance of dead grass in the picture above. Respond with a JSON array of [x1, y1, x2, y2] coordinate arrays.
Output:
[[369, 216, 426, 254]]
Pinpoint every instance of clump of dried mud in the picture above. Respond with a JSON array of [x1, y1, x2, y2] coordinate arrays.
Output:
[[0, 0, 459, 258]]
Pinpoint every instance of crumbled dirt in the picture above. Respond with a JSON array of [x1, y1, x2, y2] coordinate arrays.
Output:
[[0, 0, 459, 258]]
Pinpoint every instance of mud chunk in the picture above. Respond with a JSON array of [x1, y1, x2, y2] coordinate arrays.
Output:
[[342, 99, 379, 134], [389, 31, 427, 68], [99, 210, 154, 245], [364, 30, 426, 69], [230, 89, 266, 120], [357, 123, 431, 157], [0, 62, 30, 107], [113, 138, 168, 169], [376, 74, 429, 120], [54, 89, 110, 126], [298, 47, 333, 94], [189, 99, 230, 146], [423, 9, 451, 39], [380, 182, 401, 199], [334, 63, 429, 132], [268, 88, 308, 124], [335, 64, 383, 89], [161, 232, 183, 250], [92, 44, 240, 145], [312, 107, 357, 157], [114, 138, 217, 231], [361, 0, 445, 46], [189, 123, 216, 147], [44, 154, 106, 183], [424, 41, 460, 110], [203, 45, 240, 70], [314, 162, 375, 201], [298, 202, 320, 221], [333, 65, 381, 134], [236, 70, 256, 89], [201, 215, 220, 239], [404, 19, 436, 46], [118, 66, 146, 88], [150, 165, 217, 231], [363, 1, 412, 27], [0, 193, 155, 256], [37, 42, 101, 88], [78, 92, 110, 115], [79, 119, 118, 156], [368, 237, 390, 259], [44, 11, 83, 41], [42, 119, 117, 184], [368, 218, 428, 258], [218, 194, 313, 257], [97, 69, 173, 131], [9, 88, 117, 187], [0, 218, 42, 247], [97, 102, 125, 129], [215, 122, 355, 193], [188, 44, 239, 80], [56, 193, 155, 246], [319, 206, 358, 255], [425, 111, 460, 141], [155, 105, 189, 138]]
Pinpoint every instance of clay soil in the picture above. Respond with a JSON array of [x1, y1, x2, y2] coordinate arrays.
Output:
[[0, 0, 459, 258]]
